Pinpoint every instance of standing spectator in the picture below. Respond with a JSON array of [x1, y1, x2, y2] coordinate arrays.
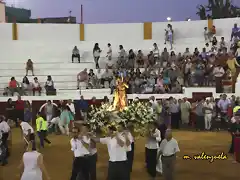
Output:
[[180, 98, 191, 127], [195, 99, 205, 131], [76, 95, 88, 121], [59, 105, 70, 135], [45, 76, 56, 95], [93, 43, 101, 69], [5, 98, 16, 127], [204, 27, 210, 42], [72, 46, 80, 63], [164, 24, 174, 49], [67, 99, 75, 120], [77, 68, 88, 89], [44, 100, 54, 123], [217, 94, 230, 129], [32, 77, 42, 96], [21, 76, 31, 95], [26, 59, 34, 76], [136, 50, 144, 68], [117, 45, 127, 68], [213, 65, 225, 93], [106, 43, 112, 60], [15, 95, 24, 126], [127, 49, 135, 69], [24, 101, 32, 123], [8, 77, 22, 96], [203, 99, 213, 130], [220, 37, 227, 49], [169, 99, 180, 129], [231, 23, 240, 41]]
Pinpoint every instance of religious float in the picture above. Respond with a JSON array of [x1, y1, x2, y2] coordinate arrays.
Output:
[[88, 74, 155, 136]]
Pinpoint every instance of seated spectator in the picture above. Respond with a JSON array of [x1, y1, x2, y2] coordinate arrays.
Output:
[[136, 50, 144, 68], [127, 49, 135, 69], [147, 51, 154, 67], [8, 77, 22, 96], [93, 43, 101, 69], [117, 45, 127, 68], [155, 75, 165, 93], [153, 43, 160, 64], [183, 48, 191, 57], [231, 23, 240, 41], [32, 77, 42, 96], [220, 37, 227, 49], [45, 75, 56, 95], [21, 76, 31, 95], [72, 46, 80, 63], [26, 59, 34, 76], [205, 43, 211, 52], [77, 68, 88, 89], [101, 68, 113, 88], [212, 36, 218, 48], [88, 69, 97, 89]]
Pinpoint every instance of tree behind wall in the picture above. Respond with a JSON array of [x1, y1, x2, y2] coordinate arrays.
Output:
[[196, 0, 240, 20]]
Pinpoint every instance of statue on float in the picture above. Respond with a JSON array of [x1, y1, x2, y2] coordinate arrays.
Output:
[[113, 73, 128, 111]]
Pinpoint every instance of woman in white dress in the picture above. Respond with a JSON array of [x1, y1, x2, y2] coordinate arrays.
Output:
[[19, 141, 50, 180]]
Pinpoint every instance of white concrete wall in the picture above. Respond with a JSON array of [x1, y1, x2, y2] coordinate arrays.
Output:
[[18, 24, 80, 42], [85, 23, 143, 42], [0, 23, 12, 40]]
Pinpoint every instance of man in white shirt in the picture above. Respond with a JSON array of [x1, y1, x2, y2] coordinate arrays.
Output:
[[18, 119, 35, 149], [145, 122, 161, 180], [82, 124, 97, 180], [70, 127, 90, 180], [158, 129, 180, 180], [203, 99, 213, 130], [91, 125, 130, 180]]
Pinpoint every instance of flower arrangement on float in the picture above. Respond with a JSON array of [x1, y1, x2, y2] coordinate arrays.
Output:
[[88, 100, 155, 137]]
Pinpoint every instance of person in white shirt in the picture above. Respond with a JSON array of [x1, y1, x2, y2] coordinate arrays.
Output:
[[72, 46, 80, 63], [32, 77, 42, 96], [18, 119, 35, 149], [203, 99, 213, 130], [158, 129, 180, 180], [106, 43, 112, 60], [213, 65, 225, 93], [67, 99, 76, 118], [91, 125, 130, 180], [93, 43, 101, 69], [145, 122, 161, 180], [82, 124, 97, 180], [70, 127, 90, 180], [0, 116, 10, 165]]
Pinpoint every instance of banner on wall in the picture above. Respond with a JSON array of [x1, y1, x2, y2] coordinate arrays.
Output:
[[0, 1, 6, 23]]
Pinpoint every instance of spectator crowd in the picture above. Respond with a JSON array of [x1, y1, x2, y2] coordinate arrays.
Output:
[[4, 23, 240, 96]]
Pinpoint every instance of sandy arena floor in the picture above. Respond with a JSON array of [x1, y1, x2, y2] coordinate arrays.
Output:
[[2, 129, 240, 180]]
